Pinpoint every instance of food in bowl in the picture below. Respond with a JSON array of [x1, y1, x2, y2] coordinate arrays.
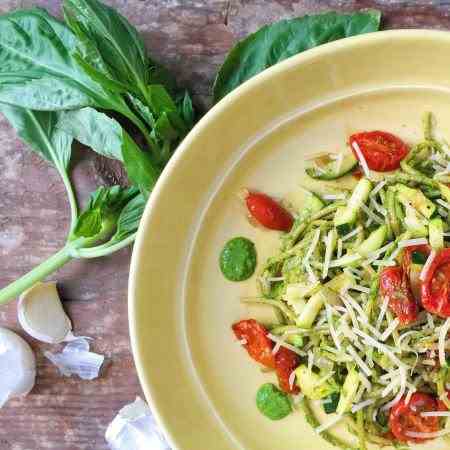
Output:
[[224, 113, 450, 448]]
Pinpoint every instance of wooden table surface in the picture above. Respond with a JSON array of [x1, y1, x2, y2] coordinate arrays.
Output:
[[0, 0, 450, 449]]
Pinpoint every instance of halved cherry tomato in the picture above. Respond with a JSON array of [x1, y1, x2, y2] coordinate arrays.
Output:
[[389, 393, 441, 443], [232, 319, 300, 393], [349, 131, 409, 172], [422, 248, 450, 318], [379, 266, 419, 324], [274, 347, 300, 394], [232, 319, 275, 369], [246, 192, 293, 232], [402, 245, 431, 301]]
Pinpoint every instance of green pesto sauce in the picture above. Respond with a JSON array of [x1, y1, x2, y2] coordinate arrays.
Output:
[[256, 383, 291, 420], [219, 237, 257, 281]]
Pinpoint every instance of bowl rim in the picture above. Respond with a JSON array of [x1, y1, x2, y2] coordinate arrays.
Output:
[[128, 28, 450, 449]]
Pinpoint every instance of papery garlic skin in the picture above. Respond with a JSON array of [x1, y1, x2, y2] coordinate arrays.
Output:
[[18, 282, 72, 344], [105, 397, 170, 450], [0, 327, 36, 406], [44, 338, 104, 380]]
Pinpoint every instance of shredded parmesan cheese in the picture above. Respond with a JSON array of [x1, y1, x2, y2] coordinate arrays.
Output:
[[359, 372, 372, 391], [380, 318, 400, 342], [405, 429, 450, 439], [341, 226, 363, 242], [304, 229, 321, 264], [336, 239, 343, 259], [308, 351, 314, 371], [361, 203, 384, 225], [315, 415, 344, 434], [398, 238, 429, 248], [370, 180, 386, 198], [347, 345, 372, 377], [325, 304, 341, 351], [405, 386, 416, 405], [437, 198, 450, 211], [351, 399, 375, 413], [322, 193, 346, 201], [350, 285, 371, 294], [421, 411, 450, 417], [352, 328, 408, 368], [370, 197, 387, 216], [322, 230, 334, 280], [352, 141, 371, 178], [288, 371, 296, 391], [267, 334, 306, 356], [381, 368, 406, 411], [420, 250, 436, 281]]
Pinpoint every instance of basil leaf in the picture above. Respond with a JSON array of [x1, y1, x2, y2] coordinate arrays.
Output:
[[63, 0, 149, 96], [127, 94, 155, 128], [0, 9, 108, 110], [0, 104, 72, 170], [74, 208, 102, 238], [154, 112, 180, 142], [112, 193, 145, 241], [213, 10, 381, 102], [122, 133, 160, 196], [58, 108, 124, 161], [73, 185, 138, 240], [177, 91, 195, 130], [0, 8, 153, 149], [58, 107, 160, 194], [146, 85, 177, 115]]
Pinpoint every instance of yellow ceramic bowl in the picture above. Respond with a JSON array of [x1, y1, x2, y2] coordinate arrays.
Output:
[[129, 30, 450, 450]]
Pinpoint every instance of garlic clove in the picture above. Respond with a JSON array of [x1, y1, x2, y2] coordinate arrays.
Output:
[[0, 327, 36, 406], [18, 282, 72, 344]]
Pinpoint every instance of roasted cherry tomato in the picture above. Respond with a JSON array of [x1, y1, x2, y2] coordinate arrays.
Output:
[[389, 393, 441, 443], [402, 245, 431, 301], [422, 248, 450, 318], [246, 192, 293, 232], [349, 131, 409, 172], [232, 319, 275, 369], [379, 266, 419, 324], [274, 347, 300, 395], [232, 319, 300, 393]]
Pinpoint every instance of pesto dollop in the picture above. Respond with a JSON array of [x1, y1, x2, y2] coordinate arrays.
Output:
[[256, 383, 291, 420], [219, 237, 257, 281]]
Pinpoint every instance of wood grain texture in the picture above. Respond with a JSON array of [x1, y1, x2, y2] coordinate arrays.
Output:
[[0, 1, 450, 449]]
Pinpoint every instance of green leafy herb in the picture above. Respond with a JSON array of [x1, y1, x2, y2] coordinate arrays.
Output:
[[0, 103, 146, 303], [213, 10, 381, 102], [57, 107, 161, 196], [63, 0, 152, 99], [0, 0, 196, 304], [62, 0, 193, 165], [0, 7, 153, 149], [256, 383, 292, 420]]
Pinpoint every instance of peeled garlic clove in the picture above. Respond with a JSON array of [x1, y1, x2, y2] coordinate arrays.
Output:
[[18, 282, 72, 344], [0, 327, 36, 406]]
